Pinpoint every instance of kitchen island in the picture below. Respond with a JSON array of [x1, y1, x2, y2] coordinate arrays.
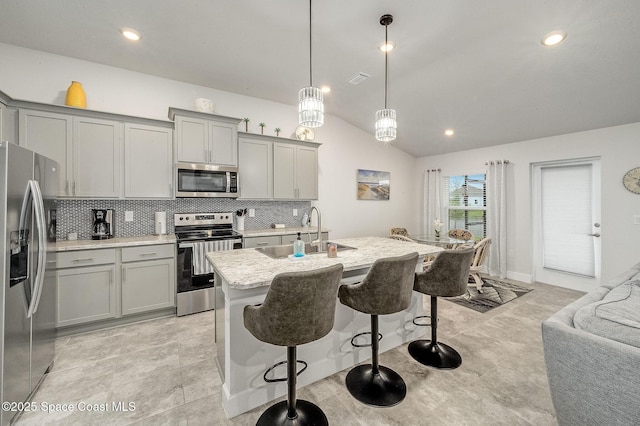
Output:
[[206, 236, 442, 418]]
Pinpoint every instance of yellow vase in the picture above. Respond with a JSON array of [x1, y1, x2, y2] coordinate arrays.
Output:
[[65, 81, 86, 108]]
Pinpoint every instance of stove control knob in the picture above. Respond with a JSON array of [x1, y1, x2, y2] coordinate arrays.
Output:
[[178, 216, 183, 221], [185, 217, 190, 221]]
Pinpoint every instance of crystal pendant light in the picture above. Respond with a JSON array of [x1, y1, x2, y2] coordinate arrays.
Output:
[[375, 14, 396, 143], [298, 0, 324, 128]]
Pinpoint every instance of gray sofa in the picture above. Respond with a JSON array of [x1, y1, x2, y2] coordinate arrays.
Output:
[[541, 262, 640, 426]]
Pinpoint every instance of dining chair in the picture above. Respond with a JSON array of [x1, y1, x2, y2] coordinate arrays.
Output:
[[469, 237, 491, 292]]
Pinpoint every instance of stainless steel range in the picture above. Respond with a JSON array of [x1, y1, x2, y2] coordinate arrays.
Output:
[[175, 212, 242, 316]]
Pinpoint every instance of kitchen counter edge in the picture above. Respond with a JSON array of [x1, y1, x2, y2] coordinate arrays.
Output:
[[55, 235, 176, 251], [240, 227, 329, 238]]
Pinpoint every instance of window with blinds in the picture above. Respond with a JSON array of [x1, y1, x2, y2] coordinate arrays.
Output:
[[443, 173, 487, 240]]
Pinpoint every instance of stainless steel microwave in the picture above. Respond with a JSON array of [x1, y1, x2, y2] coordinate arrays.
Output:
[[175, 162, 239, 198]]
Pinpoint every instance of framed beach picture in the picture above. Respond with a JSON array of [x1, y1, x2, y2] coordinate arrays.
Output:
[[357, 169, 390, 200]]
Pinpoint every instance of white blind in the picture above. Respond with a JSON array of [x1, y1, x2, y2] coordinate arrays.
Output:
[[541, 164, 595, 277], [442, 174, 487, 237]]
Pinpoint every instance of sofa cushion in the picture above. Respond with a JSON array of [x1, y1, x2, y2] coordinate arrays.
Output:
[[573, 279, 640, 347], [603, 261, 640, 289]]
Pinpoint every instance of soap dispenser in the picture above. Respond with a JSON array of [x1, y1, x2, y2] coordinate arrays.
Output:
[[293, 232, 305, 257]]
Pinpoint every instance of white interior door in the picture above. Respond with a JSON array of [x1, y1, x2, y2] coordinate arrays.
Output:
[[532, 158, 601, 292]]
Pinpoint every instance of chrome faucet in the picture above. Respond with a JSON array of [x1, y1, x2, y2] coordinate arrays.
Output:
[[309, 206, 322, 247]]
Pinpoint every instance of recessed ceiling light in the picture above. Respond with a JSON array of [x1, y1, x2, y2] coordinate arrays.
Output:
[[321, 86, 331, 93], [541, 30, 567, 46], [445, 129, 455, 137], [120, 27, 142, 41], [379, 42, 395, 52]]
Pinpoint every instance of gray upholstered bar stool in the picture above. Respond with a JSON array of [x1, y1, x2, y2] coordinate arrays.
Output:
[[409, 248, 474, 369], [244, 264, 344, 426], [338, 252, 419, 407]]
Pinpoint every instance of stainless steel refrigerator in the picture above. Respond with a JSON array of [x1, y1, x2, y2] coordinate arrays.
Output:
[[0, 142, 57, 426]]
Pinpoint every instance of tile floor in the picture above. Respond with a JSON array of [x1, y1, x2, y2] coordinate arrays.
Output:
[[16, 279, 583, 426]]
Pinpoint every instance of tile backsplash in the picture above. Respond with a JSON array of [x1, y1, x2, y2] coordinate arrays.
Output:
[[57, 199, 311, 240]]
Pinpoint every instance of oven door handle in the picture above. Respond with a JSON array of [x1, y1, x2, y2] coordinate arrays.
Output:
[[178, 242, 195, 249]]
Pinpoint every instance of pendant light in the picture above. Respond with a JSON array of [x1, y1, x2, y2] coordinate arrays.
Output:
[[375, 14, 397, 143], [298, 0, 324, 128]]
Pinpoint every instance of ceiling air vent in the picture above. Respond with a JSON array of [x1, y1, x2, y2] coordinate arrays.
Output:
[[347, 72, 371, 85]]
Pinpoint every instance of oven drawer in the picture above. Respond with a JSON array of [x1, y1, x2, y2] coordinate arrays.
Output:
[[57, 249, 116, 269], [122, 244, 175, 262], [243, 235, 281, 248]]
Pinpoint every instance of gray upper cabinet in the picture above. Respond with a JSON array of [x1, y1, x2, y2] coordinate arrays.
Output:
[[238, 134, 273, 199], [0, 99, 17, 144], [238, 132, 320, 201], [124, 123, 173, 198], [19, 105, 174, 199], [169, 108, 241, 166], [18, 109, 72, 196], [19, 110, 121, 198], [273, 141, 319, 200], [72, 116, 121, 198]]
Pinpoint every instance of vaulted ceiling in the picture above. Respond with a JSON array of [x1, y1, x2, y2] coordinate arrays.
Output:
[[1, 0, 639, 157]]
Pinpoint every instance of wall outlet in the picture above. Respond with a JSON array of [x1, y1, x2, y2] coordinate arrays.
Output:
[[293, 209, 298, 216], [248, 208, 255, 218], [125, 211, 134, 222], [634, 215, 640, 225]]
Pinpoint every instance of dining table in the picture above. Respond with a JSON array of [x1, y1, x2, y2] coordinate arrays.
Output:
[[412, 234, 471, 248]]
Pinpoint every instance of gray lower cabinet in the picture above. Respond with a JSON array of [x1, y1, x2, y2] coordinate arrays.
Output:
[[56, 249, 117, 327], [55, 244, 176, 329], [121, 245, 175, 315], [243, 235, 281, 248]]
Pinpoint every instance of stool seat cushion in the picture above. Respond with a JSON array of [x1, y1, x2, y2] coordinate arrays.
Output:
[[244, 264, 344, 347], [414, 248, 474, 298], [339, 252, 419, 315]]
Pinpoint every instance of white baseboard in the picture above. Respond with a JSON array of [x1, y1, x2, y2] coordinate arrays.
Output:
[[506, 271, 533, 283]]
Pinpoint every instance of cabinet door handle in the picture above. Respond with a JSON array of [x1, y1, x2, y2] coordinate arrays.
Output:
[[73, 258, 94, 263], [139, 252, 157, 257], [256, 242, 269, 246], [122, 266, 126, 282]]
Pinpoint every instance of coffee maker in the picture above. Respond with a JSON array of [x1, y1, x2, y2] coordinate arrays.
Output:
[[92, 209, 114, 240]]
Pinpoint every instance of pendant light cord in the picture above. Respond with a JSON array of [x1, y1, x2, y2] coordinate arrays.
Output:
[[309, 0, 313, 87], [384, 23, 388, 108]]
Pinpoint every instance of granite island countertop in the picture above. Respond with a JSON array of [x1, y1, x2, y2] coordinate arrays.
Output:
[[55, 234, 176, 251], [206, 236, 442, 289]]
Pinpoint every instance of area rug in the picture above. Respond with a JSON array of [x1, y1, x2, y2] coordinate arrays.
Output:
[[444, 277, 533, 313]]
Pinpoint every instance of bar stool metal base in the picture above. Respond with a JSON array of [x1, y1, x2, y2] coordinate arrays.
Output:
[[408, 339, 462, 369], [257, 399, 328, 426], [345, 364, 407, 407]]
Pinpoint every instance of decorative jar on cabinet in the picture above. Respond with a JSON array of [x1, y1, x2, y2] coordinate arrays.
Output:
[[65, 81, 87, 108]]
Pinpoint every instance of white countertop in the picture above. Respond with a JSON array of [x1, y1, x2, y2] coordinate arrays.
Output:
[[240, 227, 329, 238], [206, 236, 442, 290], [55, 234, 176, 251]]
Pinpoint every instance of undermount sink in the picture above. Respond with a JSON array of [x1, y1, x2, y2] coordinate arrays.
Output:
[[255, 241, 356, 259]]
